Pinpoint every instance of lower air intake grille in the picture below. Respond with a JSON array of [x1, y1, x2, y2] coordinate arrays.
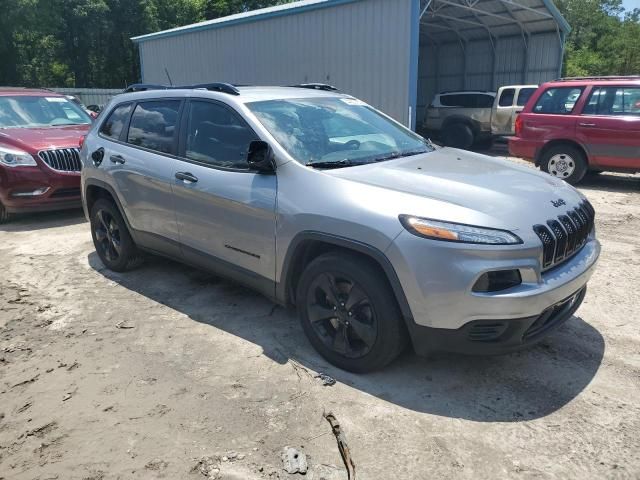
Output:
[[39, 148, 82, 172]]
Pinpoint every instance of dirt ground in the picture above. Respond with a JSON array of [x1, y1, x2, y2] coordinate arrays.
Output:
[[1, 152, 639, 480]]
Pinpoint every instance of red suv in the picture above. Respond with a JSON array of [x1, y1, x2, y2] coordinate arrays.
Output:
[[0, 88, 92, 223], [509, 76, 640, 184]]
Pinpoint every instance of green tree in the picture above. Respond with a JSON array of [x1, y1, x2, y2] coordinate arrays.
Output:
[[556, 0, 640, 76]]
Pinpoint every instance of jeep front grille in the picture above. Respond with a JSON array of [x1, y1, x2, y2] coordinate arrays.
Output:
[[533, 201, 595, 270], [38, 148, 82, 172]]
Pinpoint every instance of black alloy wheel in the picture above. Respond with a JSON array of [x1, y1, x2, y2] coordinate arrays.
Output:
[[297, 253, 407, 372], [94, 209, 122, 263], [306, 272, 377, 359], [90, 198, 142, 272]]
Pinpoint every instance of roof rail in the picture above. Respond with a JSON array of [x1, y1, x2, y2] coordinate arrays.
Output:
[[290, 83, 339, 92], [186, 83, 240, 95], [554, 76, 640, 82], [123, 83, 168, 93], [122, 82, 240, 96]]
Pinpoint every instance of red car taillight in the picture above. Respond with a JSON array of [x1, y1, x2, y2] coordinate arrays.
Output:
[[514, 114, 523, 137]]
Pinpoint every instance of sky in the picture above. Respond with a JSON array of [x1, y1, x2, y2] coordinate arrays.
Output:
[[622, 0, 640, 11]]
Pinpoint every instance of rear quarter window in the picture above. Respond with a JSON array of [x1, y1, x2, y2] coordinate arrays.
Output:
[[99, 103, 132, 139], [533, 87, 584, 114]]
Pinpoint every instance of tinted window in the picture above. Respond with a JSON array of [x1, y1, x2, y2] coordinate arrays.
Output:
[[499, 88, 516, 107], [100, 103, 131, 139], [516, 88, 536, 107], [583, 87, 640, 116], [533, 87, 583, 114], [475, 94, 495, 108], [440, 94, 494, 108], [127, 100, 180, 154], [185, 101, 257, 169]]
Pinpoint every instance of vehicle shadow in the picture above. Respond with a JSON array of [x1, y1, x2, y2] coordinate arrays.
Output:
[[88, 252, 605, 423], [578, 173, 640, 195], [0, 208, 86, 232]]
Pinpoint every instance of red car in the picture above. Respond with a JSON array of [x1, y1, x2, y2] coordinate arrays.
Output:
[[509, 76, 640, 184], [0, 88, 92, 223]]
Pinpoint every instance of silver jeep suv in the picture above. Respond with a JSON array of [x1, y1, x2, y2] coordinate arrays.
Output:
[[81, 83, 600, 372]]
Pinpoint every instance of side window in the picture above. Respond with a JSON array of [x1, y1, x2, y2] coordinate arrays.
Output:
[[439, 95, 459, 107], [99, 103, 132, 139], [499, 89, 516, 107], [475, 94, 495, 108], [532, 87, 583, 114], [516, 88, 536, 107], [584, 87, 640, 116], [185, 101, 258, 169], [127, 100, 180, 154]]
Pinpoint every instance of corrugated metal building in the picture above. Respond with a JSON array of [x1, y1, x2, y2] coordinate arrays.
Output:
[[133, 0, 569, 130]]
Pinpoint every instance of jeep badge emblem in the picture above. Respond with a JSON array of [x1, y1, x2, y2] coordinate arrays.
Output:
[[551, 199, 566, 208]]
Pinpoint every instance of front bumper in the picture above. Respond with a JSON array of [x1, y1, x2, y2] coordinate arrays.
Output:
[[0, 165, 81, 213], [386, 230, 600, 355], [408, 287, 586, 355]]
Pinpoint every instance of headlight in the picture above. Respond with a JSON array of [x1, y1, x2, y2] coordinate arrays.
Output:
[[399, 215, 522, 245], [0, 145, 37, 167]]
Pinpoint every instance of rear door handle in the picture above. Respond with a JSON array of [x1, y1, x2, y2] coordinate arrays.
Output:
[[579, 122, 597, 127], [175, 171, 198, 183], [110, 154, 126, 164]]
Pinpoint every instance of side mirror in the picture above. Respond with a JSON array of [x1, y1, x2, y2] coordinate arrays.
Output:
[[247, 140, 275, 173]]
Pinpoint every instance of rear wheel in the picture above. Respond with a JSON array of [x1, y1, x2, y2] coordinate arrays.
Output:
[[296, 252, 407, 373], [442, 123, 474, 150], [540, 145, 587, 185], [90, 198, 142, 272], [0, 202, 10, 224]]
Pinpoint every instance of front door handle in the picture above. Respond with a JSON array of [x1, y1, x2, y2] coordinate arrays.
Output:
[[175, 171, 198, 183], [579, 122, 597, 127], [110, 154, 126, 164]]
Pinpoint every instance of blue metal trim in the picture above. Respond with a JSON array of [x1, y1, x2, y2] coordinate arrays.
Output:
[[408, 0, 420, 130], [132, 0, 363, 44], [542, 0, 571, 34]]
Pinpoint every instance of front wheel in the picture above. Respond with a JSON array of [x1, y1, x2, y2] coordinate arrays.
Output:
[[296, 253, 407, 373], [540, 145, 587, 185]]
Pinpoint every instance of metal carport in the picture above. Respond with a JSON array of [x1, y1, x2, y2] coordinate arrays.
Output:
[[417, 0, 570, 123], [133, 0, 570, 130]]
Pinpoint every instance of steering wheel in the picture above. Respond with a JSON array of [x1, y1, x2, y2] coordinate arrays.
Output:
[[344, 140, 361, 150]]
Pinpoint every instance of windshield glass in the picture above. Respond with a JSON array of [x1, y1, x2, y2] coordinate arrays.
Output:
[[0, 95, 92, 128], [247, 97, 432, 166]]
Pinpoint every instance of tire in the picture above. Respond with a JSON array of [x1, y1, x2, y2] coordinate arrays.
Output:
[[90, 198, 143, 272], [540, 145, 587, 185], [296, 252, 407, 373], [473, 136, 494, 151], [442, 123, 474, 150], [0, 202, 10, 224]]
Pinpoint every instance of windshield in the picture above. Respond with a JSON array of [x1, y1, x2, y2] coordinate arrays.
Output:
[[0, 95, 92, 128], [247, 97, 432, 166]]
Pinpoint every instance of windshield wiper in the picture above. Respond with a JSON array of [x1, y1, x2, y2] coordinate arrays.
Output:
[[306, 159, 353, 169]]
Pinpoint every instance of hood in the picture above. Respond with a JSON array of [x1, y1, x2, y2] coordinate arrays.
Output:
[[325, 147, 585, 229], [0, 125, 90, 153]]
